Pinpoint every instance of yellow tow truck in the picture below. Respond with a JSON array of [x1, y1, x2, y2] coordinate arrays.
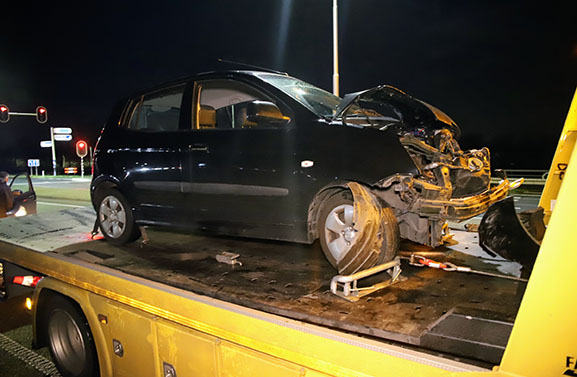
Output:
[[0, 89, 576, 377]]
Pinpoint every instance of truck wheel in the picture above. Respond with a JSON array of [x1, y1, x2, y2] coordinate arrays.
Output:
[[45, 295, 99, 377], [318, 190, 399, 275], [97, 188, 140, 245]]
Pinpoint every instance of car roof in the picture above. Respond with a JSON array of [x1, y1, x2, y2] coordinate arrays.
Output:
[[128, 70, 286, 98]]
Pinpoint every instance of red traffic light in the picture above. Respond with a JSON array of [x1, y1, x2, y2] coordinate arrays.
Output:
[[36, 106, 48, 123], [0, 104, 9, 123], [76, 140, 88, 158]]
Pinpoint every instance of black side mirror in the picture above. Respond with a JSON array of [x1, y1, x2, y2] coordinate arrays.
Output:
[[246, 101, 290, 125]]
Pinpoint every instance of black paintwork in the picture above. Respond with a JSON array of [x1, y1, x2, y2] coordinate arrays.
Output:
[[91, 71, 420, 243]]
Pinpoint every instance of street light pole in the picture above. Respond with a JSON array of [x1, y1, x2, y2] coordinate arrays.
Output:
[[332, 0, 339, 97]]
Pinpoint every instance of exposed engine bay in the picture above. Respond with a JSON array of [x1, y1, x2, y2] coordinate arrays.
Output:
[[371, 131, 508, 248], [338, 85, 510, 248]]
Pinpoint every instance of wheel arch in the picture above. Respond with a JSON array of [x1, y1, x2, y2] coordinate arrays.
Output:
[[33, 282, 112, 377], [91, 175, 143, 223], [307, 180, 398, 242], [90, 175, 121, 209]]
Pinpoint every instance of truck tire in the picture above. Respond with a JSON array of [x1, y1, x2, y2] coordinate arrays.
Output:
[[45, 295, 99, 377], [96, 188, 140, 245], [318, 189, 399, 275]]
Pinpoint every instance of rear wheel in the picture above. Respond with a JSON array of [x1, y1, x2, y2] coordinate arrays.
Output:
[[318, 189, 399, 274], [45, 295, 99, 377], [96, 188, 140, 245]]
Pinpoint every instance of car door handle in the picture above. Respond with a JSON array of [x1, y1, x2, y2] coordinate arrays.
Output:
[[188, 144, 209, 152]]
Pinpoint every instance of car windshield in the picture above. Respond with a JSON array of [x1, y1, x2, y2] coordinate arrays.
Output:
[[256, 73, 341, 118]]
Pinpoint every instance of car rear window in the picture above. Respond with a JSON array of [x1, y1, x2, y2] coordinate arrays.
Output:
[[127, 84, 185, 132]]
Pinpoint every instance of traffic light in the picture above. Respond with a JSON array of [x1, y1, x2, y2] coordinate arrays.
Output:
[[0, 105, 9, 123], [76, 140, 88, 158], [36, 106, 47, 124]]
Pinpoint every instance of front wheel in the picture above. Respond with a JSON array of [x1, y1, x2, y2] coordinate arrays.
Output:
[[318, 190, 399, 275], [96, 188, 140, 245], [45, 295, 99, 377]]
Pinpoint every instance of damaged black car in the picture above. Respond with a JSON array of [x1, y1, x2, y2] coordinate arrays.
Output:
[[91, 70, 510, 274]]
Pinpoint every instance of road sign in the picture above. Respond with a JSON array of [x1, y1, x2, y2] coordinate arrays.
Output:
[[54, 134, 72, 141], [53, 127, 72, 134], [27, 159, 40, 167], [40, 140, 53, 148]]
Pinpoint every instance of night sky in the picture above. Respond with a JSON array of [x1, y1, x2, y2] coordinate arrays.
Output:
[[1, 1, 576, 172]]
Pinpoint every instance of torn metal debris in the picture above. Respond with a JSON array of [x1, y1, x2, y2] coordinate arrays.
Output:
[[216, 251, 243, 266]]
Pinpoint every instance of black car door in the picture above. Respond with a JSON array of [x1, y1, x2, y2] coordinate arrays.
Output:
[[115, 84, 189, 225], [182, 79, 297, 234]]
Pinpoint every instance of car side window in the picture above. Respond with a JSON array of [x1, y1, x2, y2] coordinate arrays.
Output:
[[127, 84, 185, 132], [194, 80, 287, 130], [9, 174, 33, 194]]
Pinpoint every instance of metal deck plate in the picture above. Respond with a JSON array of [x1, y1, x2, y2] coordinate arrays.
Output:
[[0, 208, 96, 252], [61, 229, 525, 365]]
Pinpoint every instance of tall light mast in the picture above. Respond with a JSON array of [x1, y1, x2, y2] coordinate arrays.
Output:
[[332, 0, 339, 96]]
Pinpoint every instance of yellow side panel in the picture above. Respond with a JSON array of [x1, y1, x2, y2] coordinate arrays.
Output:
[[539, 88, 577, 223], [499, 123, 577, 376], [106, 301, 159, 377], [218, 341, 329, 377], [156, 319, 218, 377]]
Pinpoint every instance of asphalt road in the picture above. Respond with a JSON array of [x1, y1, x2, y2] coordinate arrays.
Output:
[[30, 177, 92, 214], [30, 176, 91, 186], [512, 195, 541, 212], [0, 298, 57, 377]]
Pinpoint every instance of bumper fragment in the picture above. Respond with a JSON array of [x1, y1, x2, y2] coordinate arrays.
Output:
[[417, 179, 510, 220]]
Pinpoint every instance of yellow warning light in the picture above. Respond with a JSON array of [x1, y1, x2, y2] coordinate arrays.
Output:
[[25, 297, 33, 311]]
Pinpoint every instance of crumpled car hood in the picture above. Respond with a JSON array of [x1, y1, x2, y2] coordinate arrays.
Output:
[[334, 85, 461, 139]]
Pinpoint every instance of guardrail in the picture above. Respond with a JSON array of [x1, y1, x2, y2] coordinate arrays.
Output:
[[499, 169, 548, 179], [490, 169, 548, 186]]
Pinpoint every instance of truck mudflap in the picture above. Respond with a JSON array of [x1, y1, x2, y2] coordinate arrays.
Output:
[[478, 196, 546, 269]]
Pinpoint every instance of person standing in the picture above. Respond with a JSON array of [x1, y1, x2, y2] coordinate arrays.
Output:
[[0, 171, 14, 218]]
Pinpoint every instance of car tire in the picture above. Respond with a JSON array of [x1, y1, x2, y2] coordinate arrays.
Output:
[[96, 188, 140, 245], [45, 295, 99, 377], [318, 189, 399, 275]]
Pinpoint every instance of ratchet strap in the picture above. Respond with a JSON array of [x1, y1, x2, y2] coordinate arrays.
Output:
[[404, 254, 528, 282]]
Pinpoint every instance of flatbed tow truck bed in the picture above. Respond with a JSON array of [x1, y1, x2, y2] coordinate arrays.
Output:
[[0, 207, 526, 368]]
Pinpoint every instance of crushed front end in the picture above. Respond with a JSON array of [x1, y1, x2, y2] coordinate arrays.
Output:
[[338, 85, 510, 247], [375, 130, 509, 247]]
